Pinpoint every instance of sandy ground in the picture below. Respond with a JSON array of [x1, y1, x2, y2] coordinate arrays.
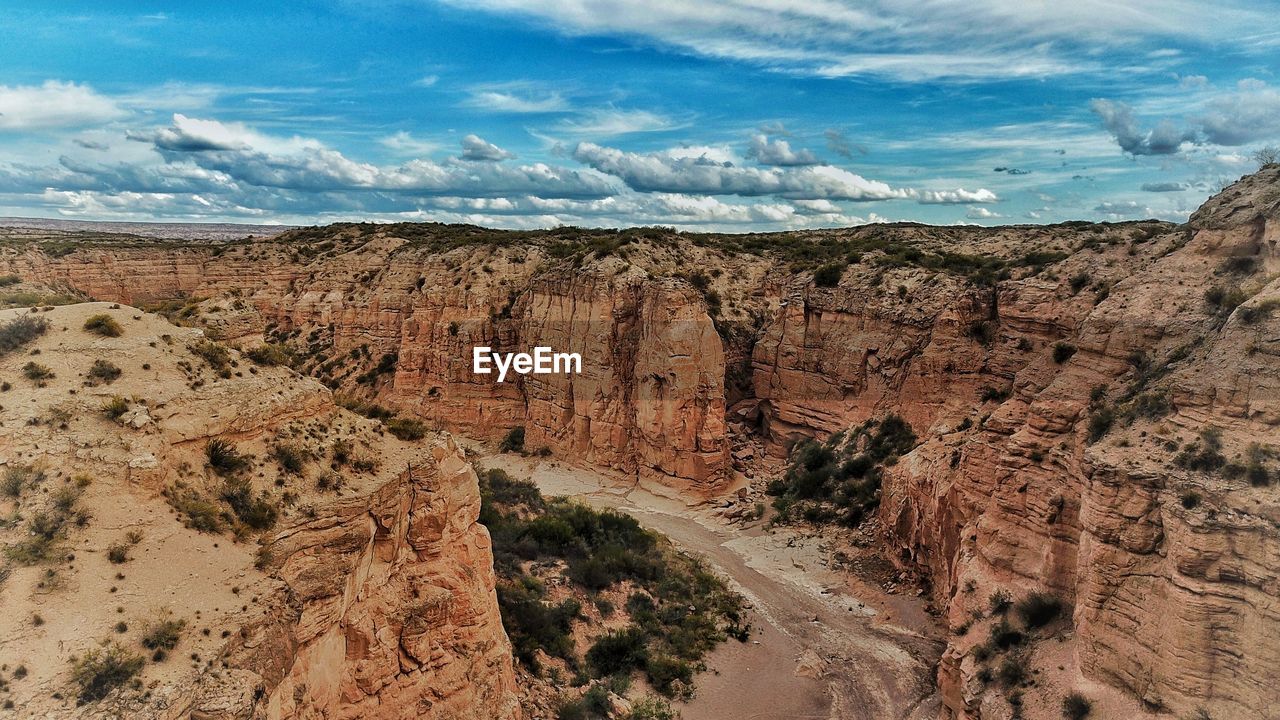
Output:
[[470, 445, 943, 720]]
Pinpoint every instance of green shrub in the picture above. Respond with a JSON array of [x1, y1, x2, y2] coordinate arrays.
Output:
[[0, 315, 48, 356], [163, 485, 223, 532], [1063, 692, 1092, 719], [70, 643, 144, 702], [245, 343, 295, 366], [627, 696, 678, 720], [271, 443, 309, 474], [22, 361, 54, 381], [87, 359, 123, 385], [1014, 591, 1064, 628], [220, 479, 278, 530], [0, 275, 18, 287], [2, 465, 38, 498], [387, 418, 426, 441], [102, 396, 129, 420], [1052, 342, 1077, 364], [813, 262, 846, 288], [83, 314, 123, 337], [499, 426, 526, 453], [587, 627, 649, 677], [141, 617, 185, 651], [188, 340, 231, 375], [205, 439, 248, 475], [106, 542, 130, 564]]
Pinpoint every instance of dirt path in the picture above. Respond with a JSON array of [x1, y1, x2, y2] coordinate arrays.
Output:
[[471, 448, 943, 720]]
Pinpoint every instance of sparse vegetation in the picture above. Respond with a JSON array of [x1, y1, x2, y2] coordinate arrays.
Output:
[[1063, 692, 1093, 719], [22, 361, 54, 381], [188, 339, 232, 376], [101, 395, 130, 420], [1052, 342, 1077, 364], [813, 262, 845, 288], [83, 314, 123, 337], [245, 343, 295, 366], [386, 417, 426, 441], [205, 439, 249, 475], [1014, 591, 1064, 629], [70, 643, 144, 702], [87, 359, 123, 385], [0, 315, 48, 356], [220, 479, 278, 530], [270, 442, 309, 474], [141, 617, 185, 655], [766, 415, 916, 526], [499, 426, 526, 453]]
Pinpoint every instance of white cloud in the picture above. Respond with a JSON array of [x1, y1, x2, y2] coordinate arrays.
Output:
[[379, 131, 441, 156], [415, 75, 440, 87], [572, 142, 911, 201], [434, 0, 1268, 81], [918, 188, 1000, 204], [965, 206, 1003, 219], [557, 108, 682, 136], [459, 134, 515, 161], [746, 134, 818, 166], [0, 81, 127, 131], [462, 86, 568, 113]]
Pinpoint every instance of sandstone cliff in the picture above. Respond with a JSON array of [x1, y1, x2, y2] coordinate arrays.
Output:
[[0, 303, 518, 719], [4, 168, 1280, 719]]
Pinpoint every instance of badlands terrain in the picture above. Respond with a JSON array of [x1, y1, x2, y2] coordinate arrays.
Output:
[[1, 166, 1278, 719]]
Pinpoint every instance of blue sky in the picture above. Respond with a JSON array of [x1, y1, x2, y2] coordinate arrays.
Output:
[[0, 1, 1277, 230]]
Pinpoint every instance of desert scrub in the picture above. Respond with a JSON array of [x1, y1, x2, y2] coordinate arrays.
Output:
[[766, 415, 916, 527], [480, 468, 746, 696], [163, 483, 224, 532], [205, 438, 249, 475], [70, 643, 144, 702], [220, 479, 278, 530], [83, 313, 123, 337], [1052, 342, 1077, 364], [245, 343, 295, 366], [0, 315, 48, 356], [1, 465, 41, 498], [86, 359, 123, 385], [270, 442, 309, 474], [386, 417, 426, 441], [101, 395, 130, 420], [22, 361, 54, 381], [188, 339, 232, 377], [1063, 692, 1092, 719], [141, 616, 185, 660], [1014, 591, 1064, 628], [499, 425, 525, 453]]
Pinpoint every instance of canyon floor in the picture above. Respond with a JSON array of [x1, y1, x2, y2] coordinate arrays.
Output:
[[471, 442, 945, 720]]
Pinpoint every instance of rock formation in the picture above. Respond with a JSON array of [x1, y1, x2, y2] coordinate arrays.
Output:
[[4, 167, 1279, 718]]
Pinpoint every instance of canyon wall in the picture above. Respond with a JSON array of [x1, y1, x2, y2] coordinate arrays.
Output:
[[5, 167, 1280, 718]]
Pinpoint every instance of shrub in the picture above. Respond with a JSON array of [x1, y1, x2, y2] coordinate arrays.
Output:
[[164, 485, 223, 532], [499, 426, 526, 453], [141, 617, 185, 652], [1180, 490, 1202, 509], [813, 263, 846, 288], [628, 696, 678, 720], [0, 315, 48, 356], [1052, 342, 1077, 364], [387, 418, 426, 441], [188, 340, 231, 375], [205, 439, 248, 475], [101, 396, 129, 420], [644, 655, 693, 696], [587, 626, 649, 677], [245, 343, 294, 366], [106, 542, 130, 564], [2, 465, 37, 498], [220, 479, 278, 530], [998, 656, 1026, 687], [70, 643, 144, 702], [1063, 692, 1092, 719], [22, 361, 54, 381], [0, 274, 18, 286], [271, 443, 309, 474], [83, 314, 123, 337], [87, 359, 123, 385], [1014, 591, 1064, 629], [989, 618, 1024, 649]]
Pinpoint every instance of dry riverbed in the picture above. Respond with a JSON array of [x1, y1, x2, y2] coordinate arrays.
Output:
[[468, 443, 943, 720]]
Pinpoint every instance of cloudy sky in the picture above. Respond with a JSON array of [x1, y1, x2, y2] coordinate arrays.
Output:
[[0, 1, 1277, 230]]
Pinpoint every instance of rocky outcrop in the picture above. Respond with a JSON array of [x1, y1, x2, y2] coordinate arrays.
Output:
[[0, 303, 518, 719]]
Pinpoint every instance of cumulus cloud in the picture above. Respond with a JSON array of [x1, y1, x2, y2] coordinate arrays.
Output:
[[379, 131, 440, 156], [1090, 99, 1195, 155], [746, 134, 818, 166], [823, 128, 861, 158], [459, 134, 515, 161], [1197, 82, 1280, 145], [917, 188, 999, 204], [1094, 200, 1155, 219], [571, 142, 911, 201], [965, 206, 1003, 220], [0, 80, 127, 131]]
